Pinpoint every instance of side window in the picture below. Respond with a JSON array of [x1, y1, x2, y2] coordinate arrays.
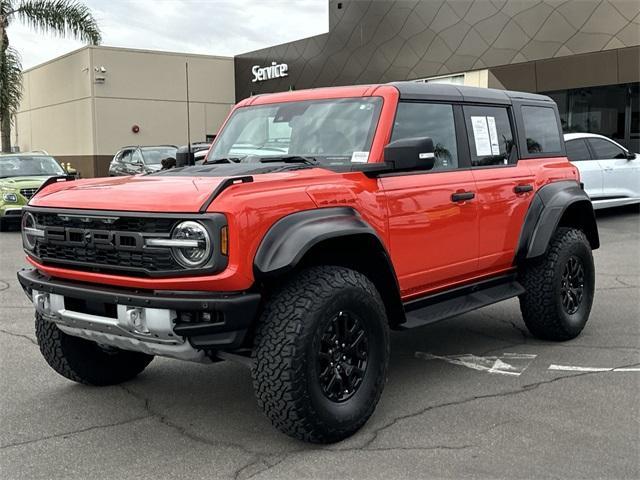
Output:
[[587, 138, 627, 159], [120, 150, 133, 164], [464, 105, 514, 167], [565, 139, 591, 162], [131, 150, 144, 164], [391, 102, 458, 170], [521, 106, 562, 154]]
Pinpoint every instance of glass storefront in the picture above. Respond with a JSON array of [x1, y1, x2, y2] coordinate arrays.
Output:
[[545, 84, 640, 152]]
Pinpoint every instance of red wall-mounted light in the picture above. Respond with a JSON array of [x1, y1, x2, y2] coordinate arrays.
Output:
[[131, 124, 140, 133]]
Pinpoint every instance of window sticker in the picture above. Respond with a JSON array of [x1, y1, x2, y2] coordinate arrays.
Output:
[[350, 151, 369, 163], [471, 116, 492, 156], [486, 116, 500, 156]]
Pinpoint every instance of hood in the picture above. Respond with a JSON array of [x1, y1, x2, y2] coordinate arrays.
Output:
[[28, 164, 334, 213], [0, 176, 52, 190]]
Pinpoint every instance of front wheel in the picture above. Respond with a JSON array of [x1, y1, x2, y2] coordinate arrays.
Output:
[[35, 314, 154, 385], [252, 266, 389, 443], [519, 227, 595, 341]]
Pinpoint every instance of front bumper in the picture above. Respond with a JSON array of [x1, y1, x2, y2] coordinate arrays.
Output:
[[17, 269, 261, 361], [1, 206, 23, 219]]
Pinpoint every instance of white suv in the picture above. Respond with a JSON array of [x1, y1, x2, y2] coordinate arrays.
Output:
[[564, 133, 640, 210]]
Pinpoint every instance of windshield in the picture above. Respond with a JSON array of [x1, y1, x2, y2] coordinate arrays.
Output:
[[141, 147, 177, 165], [0, 155, 65, 178], [208, 97, 383, 166]]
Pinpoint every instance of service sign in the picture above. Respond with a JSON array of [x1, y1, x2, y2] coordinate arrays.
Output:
[[252, 62, 288, 83]]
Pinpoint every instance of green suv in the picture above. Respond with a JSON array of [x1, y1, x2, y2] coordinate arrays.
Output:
[[0, 153, 67, 231]]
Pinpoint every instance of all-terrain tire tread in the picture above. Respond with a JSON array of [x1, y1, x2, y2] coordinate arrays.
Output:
[[35, 314, 153, 386], [252, 266, 389, 443], [519, 227, 593, 341]]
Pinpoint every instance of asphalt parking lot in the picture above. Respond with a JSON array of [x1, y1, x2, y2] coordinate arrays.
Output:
[[1, 208, 638, 480]]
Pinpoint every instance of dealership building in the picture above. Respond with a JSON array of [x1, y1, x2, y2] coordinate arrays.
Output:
[[11, 0, 640, 177]]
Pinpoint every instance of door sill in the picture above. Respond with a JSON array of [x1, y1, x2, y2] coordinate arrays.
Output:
[[400, 274, 524, 330]]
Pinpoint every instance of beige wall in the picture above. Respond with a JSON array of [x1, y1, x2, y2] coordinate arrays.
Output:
[[14, 48, 93, 155], [488, 46, 640, 92], [91, 47, 234, 156], [14, 46, 235, 176]]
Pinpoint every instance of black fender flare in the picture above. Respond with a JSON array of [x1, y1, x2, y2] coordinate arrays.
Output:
[[254, 207, 389, 277], [516, 180, 599, 261]]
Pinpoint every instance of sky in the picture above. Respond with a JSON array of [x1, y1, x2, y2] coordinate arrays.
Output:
[[8, 0, 329, 70]]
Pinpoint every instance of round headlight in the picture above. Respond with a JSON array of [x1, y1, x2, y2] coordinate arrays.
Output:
[[171, 221, 211, 268], [21, 212, 38, 250]]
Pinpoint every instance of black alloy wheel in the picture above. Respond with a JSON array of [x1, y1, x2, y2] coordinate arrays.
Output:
[[560, 255, 585, 315], [317, 310, 369, 402]]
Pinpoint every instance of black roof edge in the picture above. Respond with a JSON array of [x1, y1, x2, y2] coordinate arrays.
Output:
[[388, 81, 554, 104]]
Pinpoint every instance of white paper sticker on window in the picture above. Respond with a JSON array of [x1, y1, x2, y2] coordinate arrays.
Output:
[[350, 151, 369, 163], [471, 116, 492, 156], [486, 116, 500, 155]]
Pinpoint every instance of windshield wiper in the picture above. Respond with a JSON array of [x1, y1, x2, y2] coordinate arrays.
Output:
[[259, 156, 319, 165]]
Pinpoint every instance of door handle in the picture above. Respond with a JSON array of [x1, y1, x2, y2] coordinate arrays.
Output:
[[514, 184, 533, 194], [451, 191, 475, 202]]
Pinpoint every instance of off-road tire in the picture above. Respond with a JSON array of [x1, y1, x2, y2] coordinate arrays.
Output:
[[252, 266, 390, 443], [519, 227, 595, 341], [0, 219, 8, 231], [35, 314, 154, 385]]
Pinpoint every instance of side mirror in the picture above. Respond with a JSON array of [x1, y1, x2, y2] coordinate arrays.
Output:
[[627, 152, 636, 160], [176, 146, 195, 167], [384, 137, 435, 172]]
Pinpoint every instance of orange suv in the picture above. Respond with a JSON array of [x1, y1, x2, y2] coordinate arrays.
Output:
[[18, 82, 599, 443]]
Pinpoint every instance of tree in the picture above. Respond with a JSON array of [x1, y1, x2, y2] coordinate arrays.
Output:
[[0, 0, 101, 152]]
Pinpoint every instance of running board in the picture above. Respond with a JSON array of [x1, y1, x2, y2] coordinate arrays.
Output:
[[400, 275, 524, 330]]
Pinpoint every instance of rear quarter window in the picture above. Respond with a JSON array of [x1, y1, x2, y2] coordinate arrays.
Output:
[[522, 106, 562, 154]]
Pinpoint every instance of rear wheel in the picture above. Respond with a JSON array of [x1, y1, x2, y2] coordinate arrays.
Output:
[[35, 314, 154, 385], [519, 227, 595, 340], [251, 266, 389, 443]]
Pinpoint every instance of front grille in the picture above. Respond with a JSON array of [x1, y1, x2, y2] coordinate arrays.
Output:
[[21, 188, 38, 199], [31, 211, 184, 276], [34, 212, 175, 233]]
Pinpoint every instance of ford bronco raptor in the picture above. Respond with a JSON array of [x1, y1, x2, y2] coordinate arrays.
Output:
[[18, 82, 599, 443]]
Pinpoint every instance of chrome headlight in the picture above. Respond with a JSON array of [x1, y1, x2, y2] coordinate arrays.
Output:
[[2, 192, 18, 203], [21, 212, 44, 250], [170, 221, 211, 268]]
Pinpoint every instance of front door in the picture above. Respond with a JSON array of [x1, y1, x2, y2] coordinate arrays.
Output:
[[587, 137, 640, 201], [381, 102, 479, 299]]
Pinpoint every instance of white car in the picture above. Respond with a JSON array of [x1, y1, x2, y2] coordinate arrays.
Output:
[[564, 133, 640, 210]]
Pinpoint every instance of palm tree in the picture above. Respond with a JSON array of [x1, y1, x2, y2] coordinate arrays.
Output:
[[0, 0, 101, 152]]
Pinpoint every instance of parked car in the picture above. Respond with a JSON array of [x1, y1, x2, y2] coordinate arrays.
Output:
[[19, 82, 599, 443], [0, 153, 68, 230], [190, 142, 212, 165], [108, 145, 177, 176], [564, 133, 639, 209]]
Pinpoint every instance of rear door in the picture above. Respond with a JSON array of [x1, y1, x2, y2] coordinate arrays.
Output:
[[565, 138, 603, 199], [381, 101, 479, 297], [465, 104, 536, 273], [587, 137, 640, 200]]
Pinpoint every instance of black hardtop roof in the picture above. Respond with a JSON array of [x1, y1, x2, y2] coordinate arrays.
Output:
[[389, 81, 553, 105]]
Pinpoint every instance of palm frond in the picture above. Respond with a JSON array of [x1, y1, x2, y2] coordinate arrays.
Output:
[[0, 46, 23, 121], [13, 0, 101, 45]]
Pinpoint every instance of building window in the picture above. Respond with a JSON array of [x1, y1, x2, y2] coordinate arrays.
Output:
[[521, 106, 562, 153], [416, 74, 465, 85], [545, 84, 637, 151]]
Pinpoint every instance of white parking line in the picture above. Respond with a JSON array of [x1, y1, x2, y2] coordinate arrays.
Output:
[[415, 352, 537, 376], [549, 365, 640, 372]]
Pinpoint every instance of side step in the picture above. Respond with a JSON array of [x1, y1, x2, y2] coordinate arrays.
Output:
[[401, 275, 525, 330]]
